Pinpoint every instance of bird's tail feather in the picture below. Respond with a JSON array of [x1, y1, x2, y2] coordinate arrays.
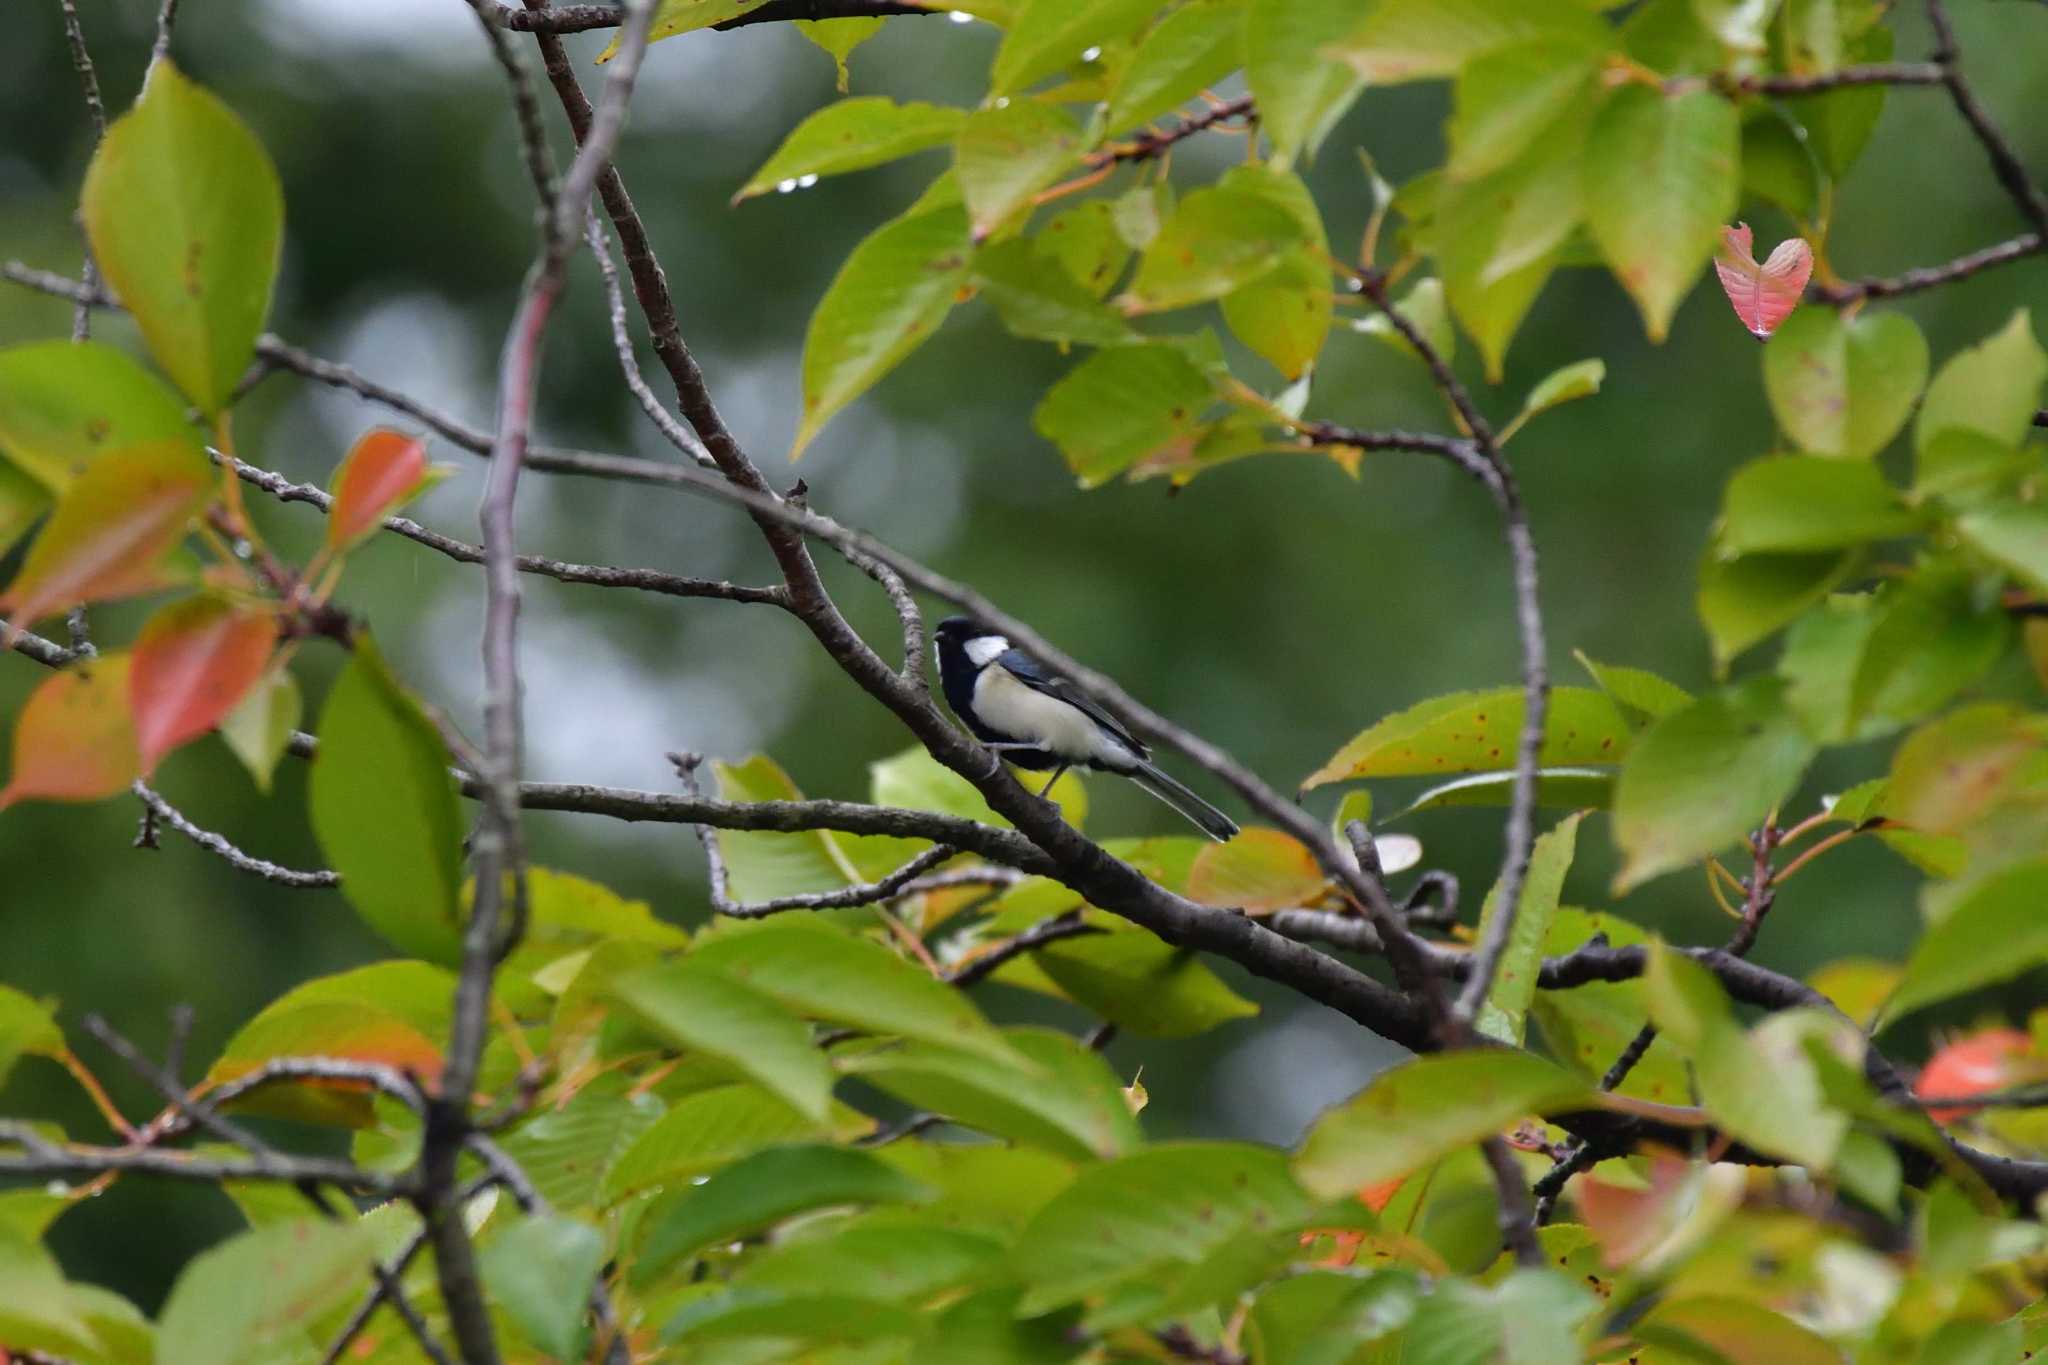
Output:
[[1126, 761, 1239, 842]]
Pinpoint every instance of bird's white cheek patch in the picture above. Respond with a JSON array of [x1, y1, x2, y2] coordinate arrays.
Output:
[[973, 667, 1121, 762], [964, 635, 1010, 667]]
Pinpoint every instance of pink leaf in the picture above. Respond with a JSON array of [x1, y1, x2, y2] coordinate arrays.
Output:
[[1713, 223, 1812, 341]]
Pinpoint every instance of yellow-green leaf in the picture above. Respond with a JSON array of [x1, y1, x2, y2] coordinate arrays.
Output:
[[794, 205, 971, 458], [80, 60, 283, 414], [1303, 685, 1633, 789], [0, 340, 199, 491]]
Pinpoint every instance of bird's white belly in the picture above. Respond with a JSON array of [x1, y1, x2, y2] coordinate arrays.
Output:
[[973, 667, 1132, 766]]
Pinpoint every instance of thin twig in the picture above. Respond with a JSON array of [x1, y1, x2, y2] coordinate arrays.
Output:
[[132, 782, 340, 888], [1087, 95, 1256, 168], [1926, 0, 2048, 234], [57, 0, 105, 343], [152, 0, 181, 62], [942, 912, 1105, 988], [0, 1120, 412, 1195], [229, 457, 786, 606]]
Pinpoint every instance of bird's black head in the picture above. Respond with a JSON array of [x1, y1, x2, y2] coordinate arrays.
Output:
[[932, 617, 1002, 731]]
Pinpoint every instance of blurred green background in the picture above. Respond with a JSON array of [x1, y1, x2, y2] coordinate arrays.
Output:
[[3, 0, 2045, 1309]]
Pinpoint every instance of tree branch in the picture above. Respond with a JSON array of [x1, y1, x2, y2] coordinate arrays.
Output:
[[131, 781, 340, 889], [228, 457, 786, 606], [1926, 0, 2048, 235], [942, 912, 1104, 988], [0, 1120, 411, 1195]]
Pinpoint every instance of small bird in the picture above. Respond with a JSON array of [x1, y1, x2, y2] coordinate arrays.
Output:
[[932, 616, 1239, 842]]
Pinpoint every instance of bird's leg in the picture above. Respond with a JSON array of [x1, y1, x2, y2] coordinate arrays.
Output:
[[1036, 764, 1070, 799]]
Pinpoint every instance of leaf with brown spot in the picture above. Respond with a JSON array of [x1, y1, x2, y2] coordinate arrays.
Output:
[[1304, 686, 1633, 789], [1186, 827, 1328, 912]]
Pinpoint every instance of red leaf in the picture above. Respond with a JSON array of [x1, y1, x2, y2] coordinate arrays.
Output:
[[327, 428, 429, 551], [1713, 222, 1812, 341], [1575, 1146, 1699, 1269], [131, 594, 280, 773], [0, 654, 139, 809], [0, 440, 210, 632], [1917, 1028, 2033, 1124]]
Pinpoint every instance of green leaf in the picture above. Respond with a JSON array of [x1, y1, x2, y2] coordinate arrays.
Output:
[[612, 958, 834, 1122], [797, 16, 884, 92], [479, 1213, 605, 1360], [1393, 767, 1615, 817], [0, 461, 48, 560], [0, 440, 210, 629], [664, 1288, 923, 1347], [1474, 813, 1582, 1045], [1012, 1143, 1310, 1314], [1250, 1270, 1421, 1365], [1914, 309, 2048, 454], [1883, 859, 2048, 1025], [1104, 0, 1245, 133], [1023, 928, 1259, 1037], [637, 1144, 933, 1282], [217, 666, 299, 794], [688, 918, 1030, 1068], [1912, 1320, 2025, 1365], [1881, 704, 2040, 836], [1295, 1051, 1587, 1197], [955, 100, 1085, 241], [0, 340, 200, 491], [1635, 1295, 1842, 1365], [1516, 358, 1605, 422], [1039, 200, 1130, 296], [1329, 0, 1607, 83], [1218, 169, 1333, 378], [736, 98, 965, 202], [1584, 84, 1740, 341], [1718, 455, 1916, 554], [0, 1230, 101, 1359], [502, 1087, 664, 1212], [1692, 0, 1777, 50], [1406, 1270, 1600, 1365], [156, 1218, 373, 1365], [1613, 676, 1814, 891], [1033, 341, 1216, 486], [0, 986, 63, 1092], [711, 755, 858, 899], [1740, 107, 1822, 220], [1848, 564, 2011, 730], [839, 1025, 1142, 1160], [1790, 21, 1890, 177], [1303, 686, 1633, 788], [1448, 36, 1607, 182], [1697, 547, 1859, 667], [913, 1286, 1080, 1363], [1641, 945, 1844, 1168], [1957, 502, 2048, 594], [871, 743, 1087, 830], [737, 1215, 1003, 1303], [1245, 0, 1367, 167], [602, 1083, 839, 1204], [308, 634, 465, 961], [1915, 429, 2027, 501], [1575, 652, 1692, 720], [1121, 187, 1306, 314], [990, 0, 1159, 96], [794, 204, 971, 458], [80, 60, 283, 414], [1763, 308, 1929, 459], [973, 239, 1136, 347]]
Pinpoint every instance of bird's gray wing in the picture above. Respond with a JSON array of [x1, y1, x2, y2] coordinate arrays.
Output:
[[995, 648, 1149, 760]]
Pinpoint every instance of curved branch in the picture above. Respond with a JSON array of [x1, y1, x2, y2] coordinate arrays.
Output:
[[132, 781, 339, 889]]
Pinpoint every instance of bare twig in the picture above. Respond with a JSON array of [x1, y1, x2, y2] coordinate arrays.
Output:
[[229, 457, 786, 606], [484, 0, 934, 31], [428, 7, 656, 1358], [710, 839, 958, 917], [132, 782, 340, 889], [462, 0, 559, 208], [464, 1134, 630, 1365], [152, 0, 181, 62], [943, 912, 1105, 988], [1926, 0, 2048, 234], [1721, 62, 1945, 94], [0, 1120, 411, 1195], [1088, 95, 1256, 168], [57, 0, 105, 343], [581, 214, 717, 469], [1818, 231, 2044, 305]]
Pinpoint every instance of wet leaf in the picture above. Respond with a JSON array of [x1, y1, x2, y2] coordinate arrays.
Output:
[[736, 97, 964, 202], [1713, 222, 1810, 340]]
